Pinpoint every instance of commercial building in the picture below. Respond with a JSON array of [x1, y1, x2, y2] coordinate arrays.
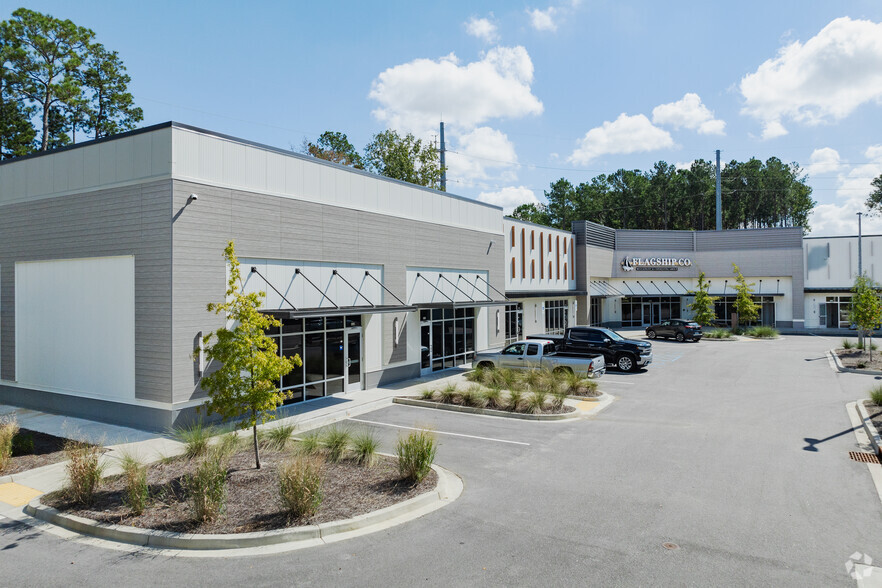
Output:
[[0, 122, 509, 429], [0, 121, 870, 429], [574, 221, 804, 329]]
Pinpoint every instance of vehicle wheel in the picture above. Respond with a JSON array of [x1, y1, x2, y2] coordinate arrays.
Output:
[[477, 362, 495, 370], [675, 332, 685, 342], [616, 354, 635, 372], [647, 330, 656, 339], [553, 366, 573, 376]]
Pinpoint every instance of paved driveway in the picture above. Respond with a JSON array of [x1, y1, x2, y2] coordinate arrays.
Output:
[[1, 334, 880, 586]]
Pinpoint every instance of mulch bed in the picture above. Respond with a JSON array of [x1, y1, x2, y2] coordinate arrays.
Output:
[[864, 401, 882, 436], [43, 447, 436, 535], [835, 349, 882, 371], [1, 429, 73, 477]]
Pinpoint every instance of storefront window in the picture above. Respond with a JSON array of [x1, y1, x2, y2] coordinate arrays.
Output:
[[620, 297, 681, 327], [504, 303, 523, 345], [545, 299, 569, 335], [713, 296, 777, 327], [420, 307, 476, 372]]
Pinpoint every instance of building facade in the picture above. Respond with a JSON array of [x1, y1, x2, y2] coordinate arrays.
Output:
[[0, 123, 507, 429]]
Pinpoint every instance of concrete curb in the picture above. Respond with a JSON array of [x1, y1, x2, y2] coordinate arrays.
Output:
[[700, 337, 737, 342], [0, 459, 69, 486], [24, 461, 462, 551], [856, 400, 882, 457], [393, 397, 583, 420], [828, 349, 882, 376]]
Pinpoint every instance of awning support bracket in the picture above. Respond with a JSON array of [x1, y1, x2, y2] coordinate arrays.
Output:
[[295, 269, 338, 308], [250, 267, 297, 310], [332, 270, 375, 307], [439, 274, 476, 302], [473, 274, 509, 301], [416, 273, 454, 303], [457, 275, 493, 301], [364, 271, 407, 306]]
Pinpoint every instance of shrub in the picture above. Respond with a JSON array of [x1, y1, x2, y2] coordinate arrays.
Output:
[[522, 369, 542, 391], [279, 455, 324, 518], [264, 424, 295, 451], [0, 417, 19, 473], [187, 452, 228, 522], [397, 429, 436, 483], [525, 391, 548, 414], [352, 430, 379, 467], [460, 385, 486, 408], [438, 383, 459, 404], [562, 372, 600, 397], [551, 389, 569, 409], [297, 432, 322, 455], [499, 368, 520, 391], [322, 427, 351, 463], [506, 390, 524, 412], [465, 366, 484, 383], [870, 385, 882, 406], [174, 420, 215, 459], [858, 362, 868, 369], [64, 441, 105, 506], [420, 388, 436, 401], [857, 340, 879, 351], [842, 339, 855, 350], [538, 369, 561, 394], [118, 452, 148, 515], [705, 329, 733, 339], [483, 387, 502, 409], [745, 326, 779, 339], [215, 432, 241, 459]]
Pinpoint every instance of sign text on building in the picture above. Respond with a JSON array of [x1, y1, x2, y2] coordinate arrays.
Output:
[[621, 256, 692, 272]]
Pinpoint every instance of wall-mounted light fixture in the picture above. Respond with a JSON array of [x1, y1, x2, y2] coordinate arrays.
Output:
[[393, 317, 400, 346], [197, 331, 205, 376], [495, 310, 501, 335], [188, 193, 199, 204]]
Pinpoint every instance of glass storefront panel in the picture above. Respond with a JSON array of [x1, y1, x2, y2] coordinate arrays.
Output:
[[421, 307, 476, 373]]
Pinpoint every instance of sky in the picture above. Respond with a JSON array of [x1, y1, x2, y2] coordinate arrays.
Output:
[[9, 0, 882, 236]]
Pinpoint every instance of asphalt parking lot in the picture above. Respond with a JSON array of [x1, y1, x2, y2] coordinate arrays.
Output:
[[2, 333, 881, 586]]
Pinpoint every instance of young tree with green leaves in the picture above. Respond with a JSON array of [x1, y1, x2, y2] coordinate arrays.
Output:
[[731, 263, 760, 328], [850, 274, 882, 361], [688, 271, 718, 326], [199, 242, 301, 469], [364, 129, 442, 189], [303, 131, 363, 169], [80, 43, 142, 140]]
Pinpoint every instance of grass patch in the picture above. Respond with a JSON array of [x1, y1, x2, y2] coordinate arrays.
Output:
[[0, 417, 19, 473], [842, 339, 855, 350], [419, 388, 436, 401], [278, 455, 324, 518], [118, 451, 148, 515], [397, 429, 436, 483], [263, 424, 295, 451], [173, 421, 215, 459], [506, 389, 524, 412], [64, 441, 105, 506], [745, 326, 779, 339], [705, 329, 734, 339], [438, 383, 459, 404], [297, 432, 322, 456], [322, 427, 351, 463], [352, 430, 380, 468], [525, 391, 547, 414], [870, 385, 882, 406], [187, 452, 228, 522]]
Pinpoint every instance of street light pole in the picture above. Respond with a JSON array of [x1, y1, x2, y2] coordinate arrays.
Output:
[[858, 212, 863, 277]]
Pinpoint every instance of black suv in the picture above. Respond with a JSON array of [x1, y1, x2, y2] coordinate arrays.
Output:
[[528, 326, 652, 372], [645, 319, 702, 342]]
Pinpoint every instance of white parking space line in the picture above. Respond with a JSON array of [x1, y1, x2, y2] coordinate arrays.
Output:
[[597, 379, 635, 385], [348, 418, 531, 446]]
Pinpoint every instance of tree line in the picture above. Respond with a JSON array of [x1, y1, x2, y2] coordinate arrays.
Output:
[[512, 158, 816, 233], [0, 8, 142, 159], [302, 130, 443, 190]]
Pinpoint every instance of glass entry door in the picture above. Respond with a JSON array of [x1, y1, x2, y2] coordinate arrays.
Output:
[[344, 328, 361, 392], [642, 303, 651, 326]]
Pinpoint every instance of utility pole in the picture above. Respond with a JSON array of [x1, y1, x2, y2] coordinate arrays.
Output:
[[439, 121, 447, 192], [715, 149, 722, 231], [858, 211, 863, 277]]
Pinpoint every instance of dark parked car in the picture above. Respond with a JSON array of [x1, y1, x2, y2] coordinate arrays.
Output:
[[527, 326, 652, 372], [645, 319, 702, 342]]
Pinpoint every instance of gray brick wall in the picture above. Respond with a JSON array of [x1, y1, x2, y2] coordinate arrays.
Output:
[[0, 180, 173, 402], [171, 179, 505, 404]]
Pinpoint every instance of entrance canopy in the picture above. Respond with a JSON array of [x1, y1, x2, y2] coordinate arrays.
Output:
[[262, 305, 416, 320]]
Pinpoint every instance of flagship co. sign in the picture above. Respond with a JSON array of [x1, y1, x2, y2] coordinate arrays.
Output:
[[620, 256, 693, 272]]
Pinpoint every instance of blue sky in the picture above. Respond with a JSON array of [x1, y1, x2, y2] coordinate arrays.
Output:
[[13, 0, 882, 235]]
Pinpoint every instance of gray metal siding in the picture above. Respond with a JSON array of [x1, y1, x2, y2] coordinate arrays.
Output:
[[171, 179, 505, 404], [615, 230, 694, 251], [0, 180, 173, 402], [573, 221, 616, 249], [695, 228, 802, 251]]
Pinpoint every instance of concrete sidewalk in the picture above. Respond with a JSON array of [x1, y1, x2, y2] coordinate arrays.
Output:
[[0, 368, 473, 518]]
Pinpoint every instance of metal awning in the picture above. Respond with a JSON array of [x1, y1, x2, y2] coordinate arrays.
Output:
[[262, 305, 416, 320], [506, 290, 587, 299], [414, 300, 511, 310]]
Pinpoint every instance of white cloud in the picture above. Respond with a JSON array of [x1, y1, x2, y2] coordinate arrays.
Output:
[[740, 17, 882, 139], [369, 46, 543, 135], [675, 161, 694, 171], [809, 145, 882, 235], [477, 186, 539, 213], [446, 127, 519, 185], [652, 93, 726, 136], [464, 16, 499, 43], [527, 7, 558, 32], [805, 148, 842, 178], [568, 113, 675, 164]]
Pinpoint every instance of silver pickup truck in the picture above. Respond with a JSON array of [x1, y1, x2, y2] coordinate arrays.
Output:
[[472, 339, 605, 379]]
